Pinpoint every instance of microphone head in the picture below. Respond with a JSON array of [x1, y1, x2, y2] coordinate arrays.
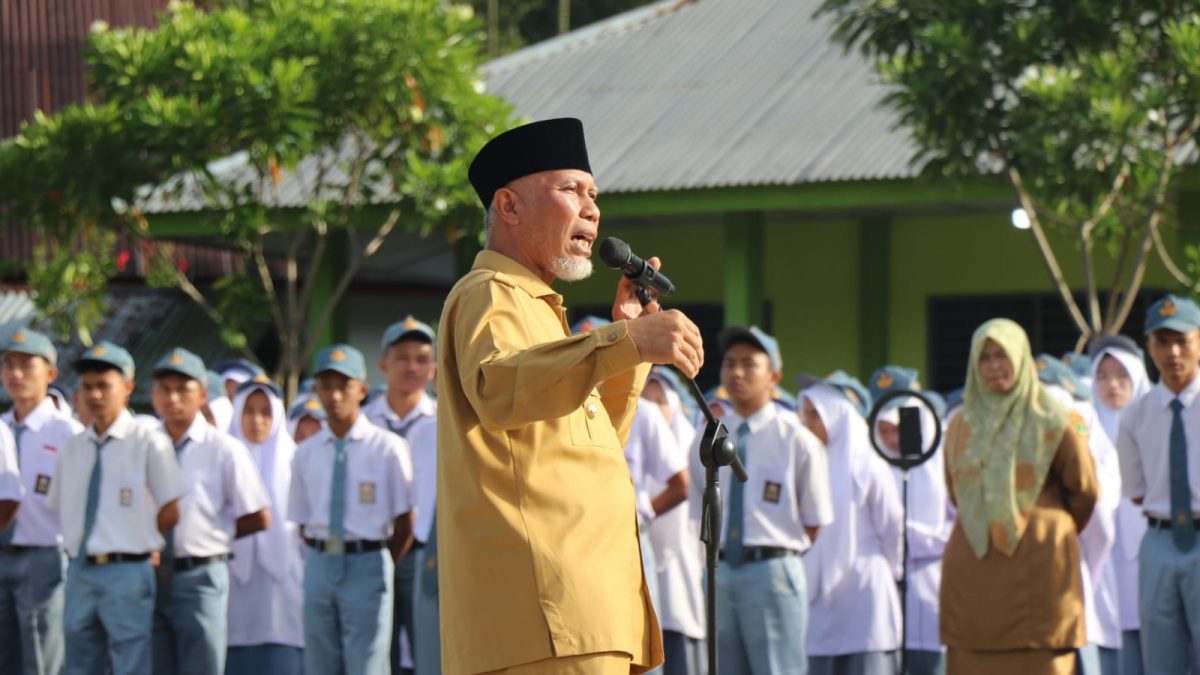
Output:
[[598, 237, 632, 269]]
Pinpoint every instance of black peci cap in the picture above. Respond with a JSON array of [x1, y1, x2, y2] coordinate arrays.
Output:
[[468, 118, 592, 208]]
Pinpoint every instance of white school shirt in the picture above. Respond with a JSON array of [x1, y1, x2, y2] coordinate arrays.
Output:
[[289, 414, 414, 541], [1047, 386, 1123, 651], [1091, 346, 1151, 632], [873, 401, 954, 652], [4, 398, 83, 545], [625, 404, 688, 523], [688, 402, 834, 553], [365, 394, 437, 543], [49, 410, 187, 557], [803, 384, 904, 656], [0, 422, 19, 503], [1117, 375, 1200, 518], [163, 415, 271, 558], [208, 396, 234, 433], [646, 396, 706, 640]]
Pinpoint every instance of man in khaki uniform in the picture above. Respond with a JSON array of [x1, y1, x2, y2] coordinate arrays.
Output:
[[437, 118, 705, 675]]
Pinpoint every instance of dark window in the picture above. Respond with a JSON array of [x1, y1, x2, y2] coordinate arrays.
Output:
[[927, 290, 1164, 392]]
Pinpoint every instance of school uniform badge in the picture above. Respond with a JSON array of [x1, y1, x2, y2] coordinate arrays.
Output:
[[34, 474, 50, 494], [119, 487, 133, 507], [359, 481, 377, 504], [763, 481, 782, 504]]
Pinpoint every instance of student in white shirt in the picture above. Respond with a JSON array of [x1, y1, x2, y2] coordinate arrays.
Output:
[[803, 371, 905, 675], [290, 344, 414, 675], [50, 341, 187, 675], [364, 316, 437, 675], [642, 367, 706, 675], [1116, 295, 1200, 675], [869, 365, 954, 675], [149, 348, 271, 675], [226, 377, 305, 675], [1037, 355, 1122, 675], [0, 328, 82, 675], [1089, 334, 1153, 675], [709, 326, 834, 675], [288, 396, 325, 444]]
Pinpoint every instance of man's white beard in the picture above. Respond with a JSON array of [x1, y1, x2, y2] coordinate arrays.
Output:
[[550, 255, 593, 282]]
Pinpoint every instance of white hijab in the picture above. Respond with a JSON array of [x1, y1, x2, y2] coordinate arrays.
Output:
[[802, 384, 871, 604], [229, 383, 297, 584], [1089, 347, 1151, 445], [1090, 347, 1151, 561], [872, 397, 948, 532]]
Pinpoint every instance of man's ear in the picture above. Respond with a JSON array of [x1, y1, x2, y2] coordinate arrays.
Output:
[[493, 186, 521, 225]]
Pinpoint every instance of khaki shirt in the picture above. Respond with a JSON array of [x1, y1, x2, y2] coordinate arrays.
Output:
[[436, 251, 663, 674]]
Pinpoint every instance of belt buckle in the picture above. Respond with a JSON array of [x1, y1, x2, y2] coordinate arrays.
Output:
[[95, 553, 110, 565], [325, 536, 343, 554]]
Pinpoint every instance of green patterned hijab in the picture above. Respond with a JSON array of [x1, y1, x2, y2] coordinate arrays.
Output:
[[950, 318, 1071, 558]]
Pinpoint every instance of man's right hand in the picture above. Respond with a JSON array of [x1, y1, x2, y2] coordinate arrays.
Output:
[[626, 309, 704, 379]]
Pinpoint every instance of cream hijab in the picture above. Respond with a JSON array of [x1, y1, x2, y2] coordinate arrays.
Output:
[[951, 318, 1071, 558]]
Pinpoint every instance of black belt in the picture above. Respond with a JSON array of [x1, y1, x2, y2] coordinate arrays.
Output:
[[0, 544, 56, 555], [1147, 515, 1200, 530], [85, 552, 151, 566], [719, 546, 797, 565], [305, 538, 386, 554], [173, 553, 231, 571]]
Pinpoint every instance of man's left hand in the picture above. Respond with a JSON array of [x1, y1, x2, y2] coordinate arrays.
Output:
[[612, 256, 662, 321]]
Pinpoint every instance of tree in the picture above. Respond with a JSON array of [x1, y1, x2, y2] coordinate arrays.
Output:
[[0, 0, 512, 398], [818, 0, 1200, 346]]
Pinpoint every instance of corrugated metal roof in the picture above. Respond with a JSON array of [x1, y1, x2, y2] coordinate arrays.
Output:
[[140, 0, 916, 213], [0, 290, 37, 345], [483, 0, 919, 193]]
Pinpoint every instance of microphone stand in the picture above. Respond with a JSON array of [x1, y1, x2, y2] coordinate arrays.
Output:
[[633, 287, 746, 675]]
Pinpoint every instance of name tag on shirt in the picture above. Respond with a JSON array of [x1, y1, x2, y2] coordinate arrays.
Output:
[[763, 481, 782, 504], [34, 474, 51, 495], [119, 488, 134, 507], [359, 481, 377, 504]]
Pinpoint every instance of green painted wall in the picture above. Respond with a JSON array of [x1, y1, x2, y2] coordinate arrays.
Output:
[[560, 211, 1187, 391]]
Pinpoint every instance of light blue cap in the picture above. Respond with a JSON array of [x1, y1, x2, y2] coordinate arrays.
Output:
[[718, 325, 783, 373], [206, 370, 226, 398], [314, 343, 366, 381], [2, 328, 57, 366], [381, 316, 436, 351], [75, 341, 135, 380], [211, 358, 266, 381], [299, 377, 315, 394], [923, 390, 947, 419], [1145, 294, 1200, 335], [571, 315, 611, 334], [1035, 353, 1090, 401], [869, 365, 921, 401], [235, 376, 282, 400], [1061, 352, 1092, 380], [289, 396, 326, 421], [823, 370, 872, 417], [153, 347, 207, 383]]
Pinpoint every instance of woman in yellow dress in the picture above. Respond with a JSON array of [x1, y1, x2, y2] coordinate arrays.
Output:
[[940, 318, 1100, 674]]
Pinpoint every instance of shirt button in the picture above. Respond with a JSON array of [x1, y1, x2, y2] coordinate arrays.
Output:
[[606, 330, 618, 343], [586, 403, 598, 418]]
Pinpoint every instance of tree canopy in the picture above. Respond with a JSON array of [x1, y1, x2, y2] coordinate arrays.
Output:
[[0, 0, 513, 394], [819, 0, 1200, 341]]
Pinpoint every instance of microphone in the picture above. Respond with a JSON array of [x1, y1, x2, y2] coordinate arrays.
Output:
[[598, 237, 676, 298]]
